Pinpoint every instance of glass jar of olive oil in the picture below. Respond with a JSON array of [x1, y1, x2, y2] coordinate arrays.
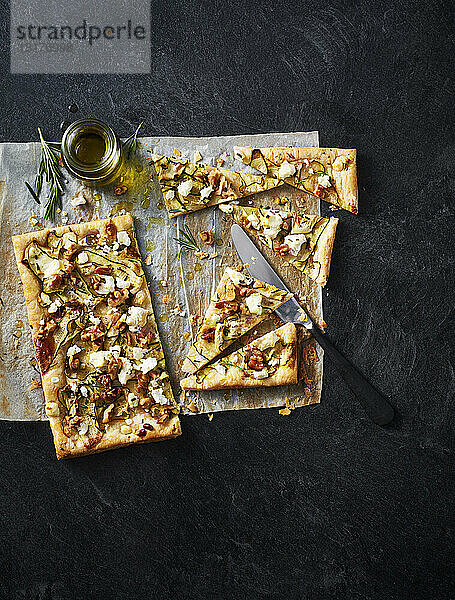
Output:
[[61, 118, 124, 185]]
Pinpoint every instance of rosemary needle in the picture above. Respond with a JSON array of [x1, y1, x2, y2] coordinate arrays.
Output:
[[123, 122, 143, 159], [175, 223, 200, 254]]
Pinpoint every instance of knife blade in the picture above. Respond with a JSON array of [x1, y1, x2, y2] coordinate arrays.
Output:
[[230, 224, 395, 426]]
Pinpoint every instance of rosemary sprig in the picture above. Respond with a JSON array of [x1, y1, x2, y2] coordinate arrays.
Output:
[[123, 122, 143, 159], [175, 223, 200, 254], [25, 128, 65, 220]]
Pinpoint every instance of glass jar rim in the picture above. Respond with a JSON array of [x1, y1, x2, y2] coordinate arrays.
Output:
[[61, 118, 120, 176]]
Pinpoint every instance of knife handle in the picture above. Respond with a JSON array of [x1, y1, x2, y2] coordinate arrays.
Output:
[[305, 322, 395, 425]]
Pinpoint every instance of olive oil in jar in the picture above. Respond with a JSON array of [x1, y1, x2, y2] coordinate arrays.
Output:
[[61, 119, 123, 185]]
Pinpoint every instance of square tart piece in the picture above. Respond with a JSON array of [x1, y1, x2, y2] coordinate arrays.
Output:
[[12, 214, 180, 459]]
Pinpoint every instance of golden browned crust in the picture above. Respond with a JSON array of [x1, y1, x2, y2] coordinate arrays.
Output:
[[181, 323, 297, 390], [12, 214, 181, 459], [233, 146, 358, 214]]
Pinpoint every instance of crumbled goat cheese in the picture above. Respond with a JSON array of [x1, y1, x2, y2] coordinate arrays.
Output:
[[96, 275, 115, 295], [131, 347, 146, 360], [278, 161, 296, 179], [115, 277, 130, 289], [165, 190, 175, 201], [245, 292, 263, 315], [177, 179, 193, 197], [40, 292, 51, 306], [78, 421, 89, 435], [89, 351, 112, 369], [62, 231, 77, 249], [67, 345, 82, 357], [76, 251, 90, 264], [200, 185, 214, 200], [71, 193, 86, 207], [215, 364, 227, 376], [318, 174, 331, 188], [284, 233, 308, 257], [247, 212, 261, 228], [118, 357, 134, 385], [151, 387, 168, 405], [126, 306, 149, 329], [219, 203, 234, 213], [139, 357, 158, 374], [117, 231, 131, 246], [260, 211, 283, 240], [253, 369, 270, 380]]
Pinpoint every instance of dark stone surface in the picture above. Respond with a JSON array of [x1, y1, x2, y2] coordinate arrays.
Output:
[[0, 1, 454, 599]]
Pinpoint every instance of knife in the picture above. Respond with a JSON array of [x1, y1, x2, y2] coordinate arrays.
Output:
[[231, 224, 394, 426]]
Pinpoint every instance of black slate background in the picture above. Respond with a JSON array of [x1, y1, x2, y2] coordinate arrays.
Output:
[[0, 1, 454, 599]]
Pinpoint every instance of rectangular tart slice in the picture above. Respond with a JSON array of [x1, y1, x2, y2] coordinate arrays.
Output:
[[182, 267, 292, 374], [233, 146, 358, 213], [181, 323, 297, 390], [151, 152, 281, 217], [231, 205, 338, 286], [12, 214, 181, 459]]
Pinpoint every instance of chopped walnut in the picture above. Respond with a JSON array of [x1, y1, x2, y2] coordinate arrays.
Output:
[[93, 265, 113, 275], [100, 221, 117, 245], [46, 274, 63, 291], [108, 289, 129, 307], [137, 372, 150, 396], [314, 184, 328, 199], [200, 327, 215, 342], [276, 196, 289, 205], [68, 356, 80, 371], [245, 347, 265, 371], [276, 243, 290, 256], [80, 325, 105, 348], [107, 357, 122, 379], [214, 300, 238, 312], [199, 230, 215, 245], [238, 287, 255, 298]]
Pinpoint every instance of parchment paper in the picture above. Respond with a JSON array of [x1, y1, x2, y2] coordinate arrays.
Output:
[[0, 131, 323, 420]]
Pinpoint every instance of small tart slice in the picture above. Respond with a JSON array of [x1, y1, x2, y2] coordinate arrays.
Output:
[[151, 152, 280, 217], [181, 267, 292, 374], [233, 146, 358, 213], [181, 323, 297, 390], [231, 206, 338, 286]]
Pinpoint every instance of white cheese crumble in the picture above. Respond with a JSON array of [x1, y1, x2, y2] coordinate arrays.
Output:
[[115, 277, 130, 289], [278, 160, 296, 179], [253, 369, 269, 380], [76, 251, 90, 265], [218, 202, 234, 213], [40, 292, 51, 306], [69, 382, 78, 393], [118, 357, 134, 385], [80, 386, 89, 398], [88, 314, 100, 326], [112, 241, 120, 251], [226, 267, 253, 287], [200, 185, 214, 200], [48, 298, 62, 313], [177, 179, 193, 197], [71, 193, 86, 208], [67, 344, 82, 357], [126, 306, 149, 329], [88, 350, 112, 369], [284, 233, 308, 256], [131, 347, 146, 360], [260, 210, 283, 240], [50, 376, 59, 384], [140, 357, 158, 374], [151, 387, 168, 405], [318, 174, 332, 188], [117, 231, 131, 246], [96, 275, 115, 295], [165, 190, 175, 200], [245, 292, 263, 315]]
